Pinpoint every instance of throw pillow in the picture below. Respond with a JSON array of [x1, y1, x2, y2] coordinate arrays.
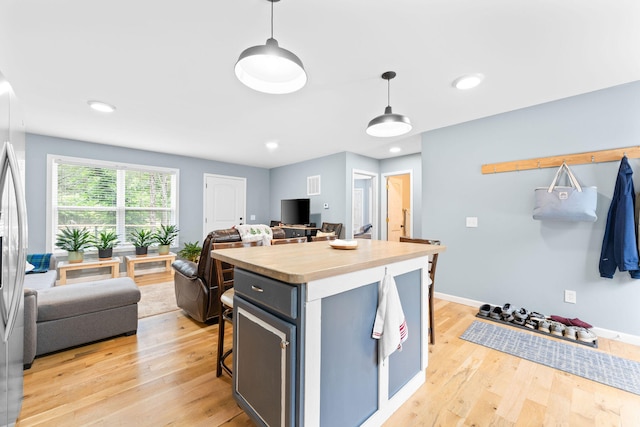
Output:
[[316, 231, 335, 238]]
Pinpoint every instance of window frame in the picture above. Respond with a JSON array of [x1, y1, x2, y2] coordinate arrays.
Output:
[[46, 154, 180, 254]]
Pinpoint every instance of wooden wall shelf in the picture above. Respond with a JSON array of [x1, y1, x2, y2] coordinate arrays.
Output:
[[481, 146, 640, 174]]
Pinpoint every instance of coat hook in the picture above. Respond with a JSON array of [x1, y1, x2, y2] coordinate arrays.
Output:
[[591, 155, 595, 163], [493, 166, 496, 173], [537, 161, 540, 168]]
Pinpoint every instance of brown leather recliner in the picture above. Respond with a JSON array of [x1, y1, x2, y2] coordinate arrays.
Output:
[[172, 227, 285, 323]]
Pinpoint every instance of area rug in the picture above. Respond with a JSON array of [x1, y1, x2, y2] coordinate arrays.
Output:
[[461, 320, 640, 396], [138, 281, 180, 318]]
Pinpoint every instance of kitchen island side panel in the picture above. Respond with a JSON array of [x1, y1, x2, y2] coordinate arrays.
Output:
[[320, 282, 378, 427], [388, 269, 422, 397]]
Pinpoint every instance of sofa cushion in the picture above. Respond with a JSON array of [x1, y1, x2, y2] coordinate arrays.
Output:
[[36, 278, 140, 322]]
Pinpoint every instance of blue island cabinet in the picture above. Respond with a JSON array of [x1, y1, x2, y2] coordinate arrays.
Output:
[[232, 253, 430, 427]]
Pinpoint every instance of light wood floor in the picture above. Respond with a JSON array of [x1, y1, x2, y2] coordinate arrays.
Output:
[[17, 299, 640, 426]]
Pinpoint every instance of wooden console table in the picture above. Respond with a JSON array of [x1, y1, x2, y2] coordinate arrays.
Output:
[[125, 252, 176, 285], [57, 257, 121, 285]]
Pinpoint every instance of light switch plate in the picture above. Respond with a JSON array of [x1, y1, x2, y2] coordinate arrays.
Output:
[[466, 217, 478, 228]]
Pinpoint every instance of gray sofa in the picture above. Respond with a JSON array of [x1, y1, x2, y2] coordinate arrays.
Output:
[[23, 277, 141, 369]]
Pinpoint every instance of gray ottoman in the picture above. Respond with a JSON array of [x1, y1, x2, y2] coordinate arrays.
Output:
[[25, 277, 140, 367]]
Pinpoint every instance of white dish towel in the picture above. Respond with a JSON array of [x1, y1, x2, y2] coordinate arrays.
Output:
[[372, 271, 408, 362]]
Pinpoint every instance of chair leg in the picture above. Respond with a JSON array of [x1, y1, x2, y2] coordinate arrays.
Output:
[[428, 284, 435, 345], [216, 307, 225, 377]]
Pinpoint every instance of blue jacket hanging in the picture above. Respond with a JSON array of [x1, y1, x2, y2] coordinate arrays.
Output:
[[599, 156, 640, 279]]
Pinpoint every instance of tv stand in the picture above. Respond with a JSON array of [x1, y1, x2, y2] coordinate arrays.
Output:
[[280, 225, 319, 241]]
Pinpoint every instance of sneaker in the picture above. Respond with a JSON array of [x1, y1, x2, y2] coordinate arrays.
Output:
[[549, 321, 566, 337], [525, 319, 538, 329], [513, 307, 529, 324], [537, 320, 551, 333], [576, 327, 597, 343], [490, 306, 502, 320], [564, 326, 578, 340], [501, 303, 515, 322], [478, 304, 492, 317], [529, 311, 546, 321]]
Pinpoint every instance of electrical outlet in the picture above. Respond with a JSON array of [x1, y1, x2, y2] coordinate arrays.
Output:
[[250, 215, 256, 220], [466, 217, 478, 228], [323, 203, 329, 209], [564, 290, 577, 304]]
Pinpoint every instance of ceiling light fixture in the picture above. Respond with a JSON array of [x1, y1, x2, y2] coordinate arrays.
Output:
[[366, 71, 412, 138], [235, 0, 307, 94], [389, 147, 401, 153], [87, 100, 116, 113], [452, 73, 484, 90], [265, 141, 279, 150]]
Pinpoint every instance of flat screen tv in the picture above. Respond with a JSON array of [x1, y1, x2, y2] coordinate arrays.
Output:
[[281, 198, 310, 225]]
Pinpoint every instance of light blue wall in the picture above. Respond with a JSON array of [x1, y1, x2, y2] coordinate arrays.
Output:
[[269, 152, 347, 229], [25, 133, 271, 252], [421, 81, 640, 335]]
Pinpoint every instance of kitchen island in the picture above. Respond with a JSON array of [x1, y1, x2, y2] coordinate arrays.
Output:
[[211, 239, 445, 427]]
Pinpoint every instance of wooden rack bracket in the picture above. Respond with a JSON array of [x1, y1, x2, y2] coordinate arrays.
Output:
[[481, 146, 640, 174]]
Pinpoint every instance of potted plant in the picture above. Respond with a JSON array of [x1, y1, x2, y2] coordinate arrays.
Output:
[[55, 226, 94, 263], [95, 229, 120, 260], [129, 228, 154, 256], [177, 241, 201, 263], [152, 224, 179, 255]]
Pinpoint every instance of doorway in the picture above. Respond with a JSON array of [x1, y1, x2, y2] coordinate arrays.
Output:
[[203, 174, 246, 238], [351, 170, 378, 239], [382, 171, 412, 241]]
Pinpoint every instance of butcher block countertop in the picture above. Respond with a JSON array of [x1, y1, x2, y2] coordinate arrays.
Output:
[[211, 239, 446, 284]]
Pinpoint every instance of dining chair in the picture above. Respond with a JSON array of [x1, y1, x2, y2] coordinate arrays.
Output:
[[399, 237, 441, 345]]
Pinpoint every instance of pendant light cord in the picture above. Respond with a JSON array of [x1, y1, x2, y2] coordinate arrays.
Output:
[[387, 78, 391, 107], [271, 0, 274, 39]]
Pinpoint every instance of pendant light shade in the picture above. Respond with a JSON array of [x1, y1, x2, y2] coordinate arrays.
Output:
[[235, 0, 307, 94], [366, 71, 412, 137]]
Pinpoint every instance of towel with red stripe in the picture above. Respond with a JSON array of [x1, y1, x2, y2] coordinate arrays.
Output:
[[372, 271, 408, 361]]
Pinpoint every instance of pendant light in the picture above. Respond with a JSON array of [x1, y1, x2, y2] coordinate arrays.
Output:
[[235, 0, 307, 94], [366, 71, 412, 137]]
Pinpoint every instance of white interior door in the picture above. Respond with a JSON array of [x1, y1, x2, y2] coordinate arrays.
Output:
[[203, 174, 246, 237]]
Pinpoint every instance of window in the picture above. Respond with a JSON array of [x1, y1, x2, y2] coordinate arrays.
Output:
[[48, 155, 179, 252]]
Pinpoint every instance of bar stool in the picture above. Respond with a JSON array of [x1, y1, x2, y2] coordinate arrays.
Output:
[[399, 237, 441, 344], [214, 240, 262, 377]]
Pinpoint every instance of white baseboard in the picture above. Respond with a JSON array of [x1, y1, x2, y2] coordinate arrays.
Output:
[[434, 292, 640, 347]]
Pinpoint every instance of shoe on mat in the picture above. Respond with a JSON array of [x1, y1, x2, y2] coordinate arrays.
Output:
[[513, 316, 526, 326], [549, 321, 566, 337], [525, 319, 538, 329], [529, 311, 546, 321], [550, 315, 593, 329], [576, 327, 597, 343], [564, 326, 578, 340], [537, 320, 551, 333], [478, 304, 492, 317], [490, 306, 502, 320], [514, 307, 529, 322], [501, 303, 515, 322]]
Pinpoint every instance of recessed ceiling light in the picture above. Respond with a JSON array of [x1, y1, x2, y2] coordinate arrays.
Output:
[[88, 100, 116, 113], [389, 147, 401, 153], [452, 74, 484, 90], [265, 141, 279, 150]]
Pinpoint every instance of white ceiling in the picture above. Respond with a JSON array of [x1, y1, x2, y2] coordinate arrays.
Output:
[[1, 0, 639, 168]]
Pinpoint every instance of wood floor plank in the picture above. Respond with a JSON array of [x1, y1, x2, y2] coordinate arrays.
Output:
[[17, 299, 640, 426]]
